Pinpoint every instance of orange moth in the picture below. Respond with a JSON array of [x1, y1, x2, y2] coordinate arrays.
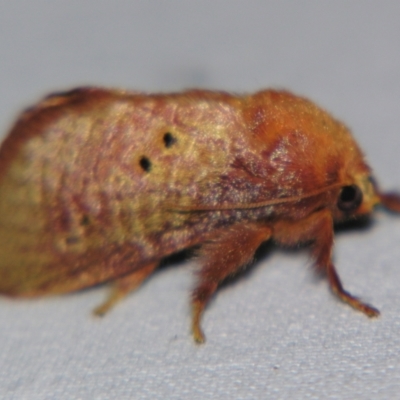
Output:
[[0, 87, 399, 343]]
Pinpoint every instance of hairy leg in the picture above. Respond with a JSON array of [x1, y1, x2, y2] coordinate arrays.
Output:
[[273, 209, 379, 317], [192, 224, 272, 343], [94, 262, 158, 316]]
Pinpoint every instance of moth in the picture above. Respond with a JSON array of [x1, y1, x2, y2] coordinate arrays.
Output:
[[0, 87, 399, 343]]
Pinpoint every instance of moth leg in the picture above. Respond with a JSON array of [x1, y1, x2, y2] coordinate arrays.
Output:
[[326, 262, 379, 317], [192, 224, 272, 344], [273, 209, 379, 317], [94, 262, 158, 316]]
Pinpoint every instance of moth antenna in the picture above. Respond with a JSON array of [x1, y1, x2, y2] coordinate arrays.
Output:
[[379, 191, 400, 213], [168, 182, 344, 212]]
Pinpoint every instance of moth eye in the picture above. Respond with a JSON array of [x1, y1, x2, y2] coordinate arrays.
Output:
[[337, 185, 363, 212]]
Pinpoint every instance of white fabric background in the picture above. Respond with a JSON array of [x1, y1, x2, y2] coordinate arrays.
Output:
[[1, 1, 400, 399]]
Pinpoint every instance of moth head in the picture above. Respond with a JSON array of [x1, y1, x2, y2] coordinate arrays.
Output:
[[334, 173, 380, 221], [327, 128, 379, 221]]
